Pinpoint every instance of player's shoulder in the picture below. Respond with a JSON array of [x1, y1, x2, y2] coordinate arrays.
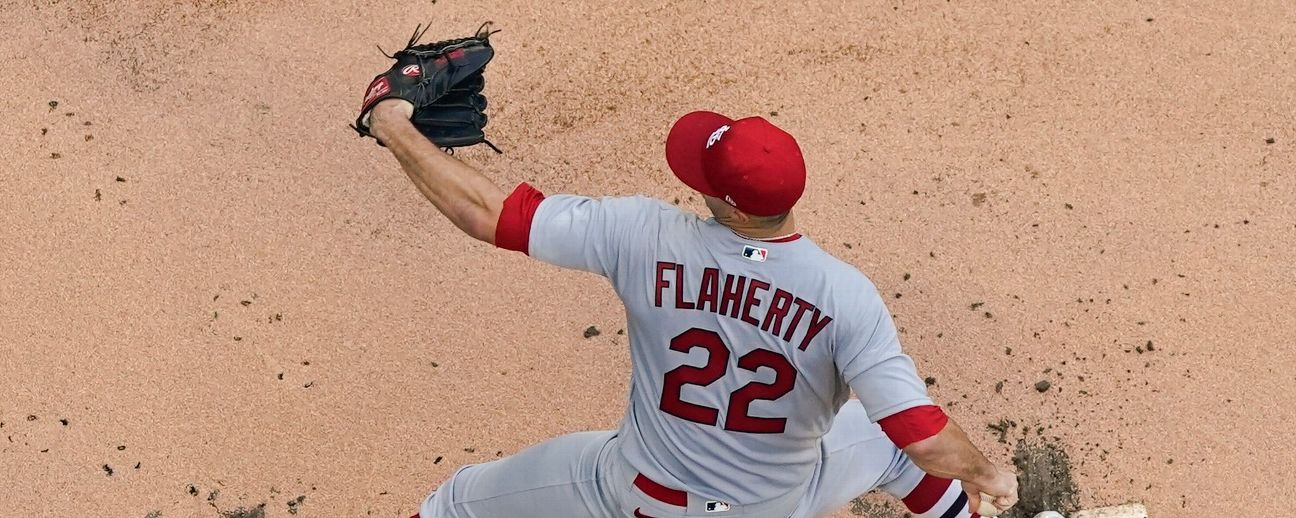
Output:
[[798, 239, 878, 288], [536, 194, 701, 238], [542, 194, 685, 215], [792, 239, 885, 306], [595, 195, 701, 226]]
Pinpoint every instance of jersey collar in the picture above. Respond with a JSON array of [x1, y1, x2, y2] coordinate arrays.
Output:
[[727, 228, 803, 243]]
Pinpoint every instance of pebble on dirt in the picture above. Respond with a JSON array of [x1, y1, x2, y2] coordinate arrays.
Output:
[[1035, 380, 1052, 392], [583, 326, 601, 338]]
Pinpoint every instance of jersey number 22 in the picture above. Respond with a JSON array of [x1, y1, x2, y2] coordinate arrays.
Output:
[[659, 328, 796, 434]]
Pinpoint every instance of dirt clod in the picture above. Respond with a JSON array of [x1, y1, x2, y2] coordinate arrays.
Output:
[[583, 326, 601, 338], [1007, 438, 1080, 517], [221, 504, 266, 518], [287, 495, 306, 515], [987, 418, 1016, 443], [848, 496, 908, 517]]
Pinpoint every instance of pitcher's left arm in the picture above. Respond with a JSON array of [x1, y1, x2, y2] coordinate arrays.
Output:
[[369, 100, 506, 244]]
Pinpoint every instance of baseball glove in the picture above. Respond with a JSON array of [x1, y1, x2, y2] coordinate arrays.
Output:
[[353, 22, 501, 152]]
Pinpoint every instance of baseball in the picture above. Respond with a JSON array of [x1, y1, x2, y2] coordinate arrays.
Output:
[[977, 500, 1002, 516]]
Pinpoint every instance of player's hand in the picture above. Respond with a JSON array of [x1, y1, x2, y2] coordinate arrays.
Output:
[[366, 99, 415, 143], [964, 466, 1018, 515], [367, 97, 414, 128]]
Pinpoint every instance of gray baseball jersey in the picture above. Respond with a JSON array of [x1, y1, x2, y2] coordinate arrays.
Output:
[[527, 195, 932, 504]]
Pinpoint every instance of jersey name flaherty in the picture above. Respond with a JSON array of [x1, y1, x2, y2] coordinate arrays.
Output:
[[653, 262, 832, 351]]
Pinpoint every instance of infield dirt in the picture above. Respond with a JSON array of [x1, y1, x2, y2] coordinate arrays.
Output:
[[2, 1, 1293, 516]]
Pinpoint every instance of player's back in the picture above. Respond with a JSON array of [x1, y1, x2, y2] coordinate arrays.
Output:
[[598, 199, 903, 504]]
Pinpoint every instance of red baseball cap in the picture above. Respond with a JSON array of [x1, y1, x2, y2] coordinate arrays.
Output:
[[665, 111, 806, 216]]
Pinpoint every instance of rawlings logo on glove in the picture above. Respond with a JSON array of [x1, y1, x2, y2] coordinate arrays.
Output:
[[352, 22, 500, 153]]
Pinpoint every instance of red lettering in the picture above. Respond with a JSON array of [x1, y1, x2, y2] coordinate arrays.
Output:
[[798, 308, 833, 351], [718, 274, 748, 318], [673, 264, 695, 310], [654, 262, 673, 308], [740, 279, 770, 326], [762, 289, 794, 336], [782, 298, 815, 342], [697, 268, 720, 313]]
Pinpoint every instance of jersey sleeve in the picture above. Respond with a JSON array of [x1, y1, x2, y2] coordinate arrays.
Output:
[[836, 292, 933, 421], [525, 193, 667, 278]]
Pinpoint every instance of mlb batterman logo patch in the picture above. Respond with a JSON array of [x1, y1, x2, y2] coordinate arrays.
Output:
[[741, 245, 768, 262]]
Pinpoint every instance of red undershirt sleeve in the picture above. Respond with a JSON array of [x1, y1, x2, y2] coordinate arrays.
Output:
[[494, 182, 546, 254], [877, 404, 949, 449]]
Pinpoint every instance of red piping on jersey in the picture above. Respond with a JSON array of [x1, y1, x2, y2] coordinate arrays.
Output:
[[727, 228, 802, 243], [633, 473, 688, 507], [495, 182, 546, 254], [878, 405, 948, 449], [759, 233, 802, 243]]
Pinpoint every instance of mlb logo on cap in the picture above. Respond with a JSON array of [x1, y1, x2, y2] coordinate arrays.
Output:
[[742, 245, 768, 262]]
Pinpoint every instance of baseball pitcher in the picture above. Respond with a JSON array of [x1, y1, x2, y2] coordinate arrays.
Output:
[[352, 27, 1018, 518]]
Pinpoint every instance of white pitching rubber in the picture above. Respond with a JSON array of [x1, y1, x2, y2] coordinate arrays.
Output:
[[1072, 503, 1148, 518], [1032, 503, 1149, 518]]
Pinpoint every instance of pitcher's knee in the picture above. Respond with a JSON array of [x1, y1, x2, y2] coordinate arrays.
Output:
[[416, 465, 471, 518]]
